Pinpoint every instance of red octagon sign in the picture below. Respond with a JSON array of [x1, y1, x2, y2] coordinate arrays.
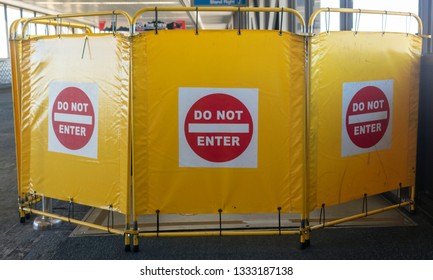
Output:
[[184, 93, 253, 162], [52, 87, 95, 150], [346, 86, 390, 149]]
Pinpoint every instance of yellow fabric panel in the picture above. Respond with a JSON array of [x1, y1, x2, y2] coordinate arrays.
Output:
[[133, 30, 305, 214], [20, 34, 130, 213], [9, 39, 25, 197], [309, 32, 421, 209]]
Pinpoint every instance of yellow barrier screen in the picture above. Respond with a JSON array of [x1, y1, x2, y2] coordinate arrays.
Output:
[[20, 34, 130, 213], [9, 39, 24, 197], [308, 32, 421, 209], [133, 30, 305, 215]]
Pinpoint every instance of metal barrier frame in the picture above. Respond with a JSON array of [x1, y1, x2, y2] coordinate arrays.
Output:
[[130, 6, 307, 251], [308, 7, 429, 38], [8, 7, 427, 253], [304, 8, 422, 247], [9, 18, 95, 206], [10, 11, 135, 250], [132, 6, 306, 33]]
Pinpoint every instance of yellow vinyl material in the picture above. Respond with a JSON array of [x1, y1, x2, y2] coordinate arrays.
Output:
[[19, 34, 130, 213], [132, 30, 305, 215], [308, 32, 421, 209]]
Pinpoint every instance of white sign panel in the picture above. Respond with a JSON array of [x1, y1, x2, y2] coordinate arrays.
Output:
[[342, 80, 393, 157], [179, 87, 258, 168], [48, 81, 99, 159]]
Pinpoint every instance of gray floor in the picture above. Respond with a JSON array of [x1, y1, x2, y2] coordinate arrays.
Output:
[[1, 86, 433, 260]]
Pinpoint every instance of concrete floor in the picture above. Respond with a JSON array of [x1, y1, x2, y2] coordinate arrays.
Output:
[[1, 86, 433, 260]]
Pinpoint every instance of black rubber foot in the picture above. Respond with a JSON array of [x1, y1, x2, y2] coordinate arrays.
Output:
[[410, 209, 416, 215], [305, 239, 311, 247], [124, 245, 131, 252], [133, 245, 139, 252], [300, 242, 307, 250], [20, 217, 25, 224], [25, 213, 31, 220]]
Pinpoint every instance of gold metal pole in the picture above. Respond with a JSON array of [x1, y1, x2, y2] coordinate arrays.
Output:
[[20, 195, 42, 208], [300, 30, 312, 250], [310, 201, 412, 230], [139, 230, 300, 238], [9, 19, 30, 212], [132, 7, 305, 32], [32, 19, 93, 34], [10, 18, 93, 38], [23, 208, 125, 235], [308, 8, 429, 38], [21, 10, 132, 36], [128, 32, 138, 252]]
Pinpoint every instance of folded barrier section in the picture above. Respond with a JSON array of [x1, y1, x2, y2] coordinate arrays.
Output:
[[132, 29, 306, 216], [11, 12, 132, 217], [306, 10, 423, 230]]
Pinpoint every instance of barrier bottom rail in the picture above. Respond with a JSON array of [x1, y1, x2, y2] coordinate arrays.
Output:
[[18, 186, 415, 252]]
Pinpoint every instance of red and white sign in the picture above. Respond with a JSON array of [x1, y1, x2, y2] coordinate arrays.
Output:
[[48, 82, 98, 158], [184, 93, 253, 162], [342, 80, 393, 157], [179, 88, 258, 168], [52, 87, 95, 150]]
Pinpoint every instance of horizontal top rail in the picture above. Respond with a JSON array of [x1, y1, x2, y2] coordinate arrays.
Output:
[[308, 7, 429, 38], [9, 18, 26, 40], [16, 10, 132, 38], [132, 7, 305, 32], [33, 19, 93, 34], [10, 18, 94, 39]]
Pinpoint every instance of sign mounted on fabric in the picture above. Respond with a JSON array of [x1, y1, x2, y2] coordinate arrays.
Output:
[[179, 87, 258, 168], [48, 82, 99, 159], [341, 80, 393, 157]]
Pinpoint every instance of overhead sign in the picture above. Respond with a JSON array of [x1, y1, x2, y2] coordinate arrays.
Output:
[[48, 82, 98, 158], [193, 0, 247, 6], [179, 88, 258, 168], [135, 20, 186, 32], [341, 80, 393, 157]]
